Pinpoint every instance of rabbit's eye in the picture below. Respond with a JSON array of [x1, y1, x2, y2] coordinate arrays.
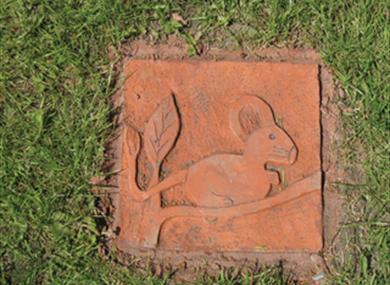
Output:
[[269, 133, 276, 140]]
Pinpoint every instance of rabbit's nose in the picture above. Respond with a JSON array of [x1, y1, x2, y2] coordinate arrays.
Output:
[[288, 146, 297, 164]]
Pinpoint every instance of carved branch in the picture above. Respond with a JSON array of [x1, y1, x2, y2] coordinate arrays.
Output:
[[142, 171, 321, 247]]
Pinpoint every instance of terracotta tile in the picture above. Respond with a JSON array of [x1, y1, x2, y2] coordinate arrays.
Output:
[[116, 59, 322, 252]]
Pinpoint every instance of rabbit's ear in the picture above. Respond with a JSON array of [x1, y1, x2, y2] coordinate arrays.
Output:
[[237, 104, 262, 140], [231, 103, 263, 142], [230, 95, 274, 142]]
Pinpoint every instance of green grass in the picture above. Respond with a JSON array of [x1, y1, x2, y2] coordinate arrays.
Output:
[[1, 0, 389, 284]]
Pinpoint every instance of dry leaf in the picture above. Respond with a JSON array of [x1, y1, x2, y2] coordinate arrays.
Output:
[[171, 13, 187, 25]]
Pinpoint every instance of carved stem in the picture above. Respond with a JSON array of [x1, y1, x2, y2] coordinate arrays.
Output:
[[127, 156, 187, 202], [124, 125, 186, 202], [149, 163, 160, 188]]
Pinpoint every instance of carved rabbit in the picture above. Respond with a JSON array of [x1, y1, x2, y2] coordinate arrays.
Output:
[[125, 95, 297, 208], [122, 94, 317, 247], [183, 95, 297, 207]]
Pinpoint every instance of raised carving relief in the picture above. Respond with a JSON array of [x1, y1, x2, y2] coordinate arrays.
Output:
[[117, 60, 322, 252], [122, 94, 320, 248]]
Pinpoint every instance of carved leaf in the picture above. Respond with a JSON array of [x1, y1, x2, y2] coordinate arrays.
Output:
[[238, 104, 261, 138], [144, 95, 180, 168], [125, 125, 141, 157]]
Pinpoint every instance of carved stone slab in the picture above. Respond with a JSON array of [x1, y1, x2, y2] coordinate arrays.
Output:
[[115, 60, 322, 253]]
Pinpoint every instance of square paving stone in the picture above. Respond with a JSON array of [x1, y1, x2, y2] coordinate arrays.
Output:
[[114, 58, 322, 254]]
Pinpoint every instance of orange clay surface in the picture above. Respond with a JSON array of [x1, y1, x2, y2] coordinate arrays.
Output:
[[115, 60, 322, 252]]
